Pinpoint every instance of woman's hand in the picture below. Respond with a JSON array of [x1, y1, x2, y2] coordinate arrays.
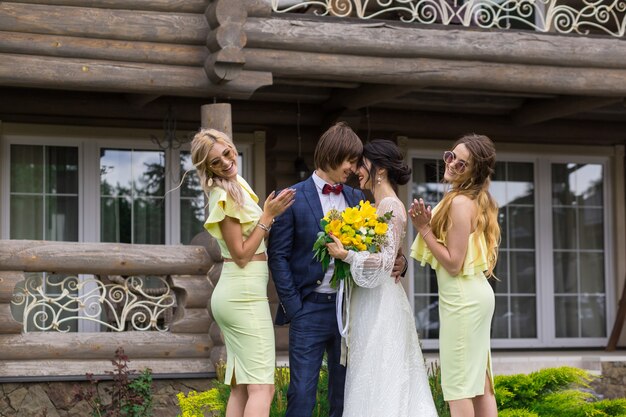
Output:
[[326, 233, 348, 261], [263, 188, 296, 218], [408, 198, 431, 231]]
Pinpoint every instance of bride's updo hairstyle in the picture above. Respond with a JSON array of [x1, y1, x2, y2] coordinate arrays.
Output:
[[360, 139, 412, 191]]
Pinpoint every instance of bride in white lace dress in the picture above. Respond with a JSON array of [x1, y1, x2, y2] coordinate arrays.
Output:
[[327, 140, 439, 417]]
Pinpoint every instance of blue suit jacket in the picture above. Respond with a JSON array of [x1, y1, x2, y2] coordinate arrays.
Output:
[[268, 176, 365, 325]]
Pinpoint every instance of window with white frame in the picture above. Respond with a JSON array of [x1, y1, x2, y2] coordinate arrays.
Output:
[[3, 133, 255, 333], [409, 152, 610, 348]]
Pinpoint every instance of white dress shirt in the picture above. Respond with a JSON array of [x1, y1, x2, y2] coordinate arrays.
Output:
[[312, 171, 348, 294]]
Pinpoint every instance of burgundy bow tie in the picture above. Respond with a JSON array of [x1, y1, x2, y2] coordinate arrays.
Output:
[[322, 184, 343, 195]]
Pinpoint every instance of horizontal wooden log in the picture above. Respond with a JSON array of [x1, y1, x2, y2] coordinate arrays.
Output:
[[367, 109, 626, 145], [244, 48, 626, 97], [512, 96, 623, 126], [170, 275, 211, 309], [0, 358, 214, 378], [0, 240, 212, 275], [0, 2, 207, 44], [0, 304, 22, 334], [170, 308, 211, 333], [0, 53, 272, 99], [245, 17, 626, 70], [0, 271, 25, 303], [4, 0, 209, 13], [0, 31, 207, 66], [0, 332, 211, 360], [6, 0, 264, 16]]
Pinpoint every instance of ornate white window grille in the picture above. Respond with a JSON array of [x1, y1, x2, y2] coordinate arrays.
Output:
[[11, 273, 176, 333], [271, 0, 626, 37]]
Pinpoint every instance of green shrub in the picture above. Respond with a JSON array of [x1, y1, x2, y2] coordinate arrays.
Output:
[[427, 361, 450, 417]]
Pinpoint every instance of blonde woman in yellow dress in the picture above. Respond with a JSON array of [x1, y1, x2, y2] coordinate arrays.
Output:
[[409, 134, 500, 417], [191, 129, 296, 417]]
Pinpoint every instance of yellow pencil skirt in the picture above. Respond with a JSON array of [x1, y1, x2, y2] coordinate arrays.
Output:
[[211, 261, 275, 385]]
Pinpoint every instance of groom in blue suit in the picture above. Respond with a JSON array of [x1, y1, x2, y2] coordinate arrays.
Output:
[[268, 122, 365, 417]]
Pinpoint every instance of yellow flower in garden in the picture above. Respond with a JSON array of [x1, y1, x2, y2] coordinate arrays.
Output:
[[374, 222, 388, 235], [342, 206, 362, 225]]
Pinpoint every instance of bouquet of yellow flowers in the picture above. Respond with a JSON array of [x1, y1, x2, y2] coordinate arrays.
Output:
[[312, 200, 393, 288]]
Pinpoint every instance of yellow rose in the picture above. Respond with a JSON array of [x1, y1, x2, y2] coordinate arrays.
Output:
[[327, 219, 343, 235]]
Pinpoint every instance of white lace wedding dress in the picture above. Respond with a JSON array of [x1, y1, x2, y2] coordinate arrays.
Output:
[[342, 197, 439, 417]]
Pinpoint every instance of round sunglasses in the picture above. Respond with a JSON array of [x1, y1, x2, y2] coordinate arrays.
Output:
[[443, 150, 468, 174]]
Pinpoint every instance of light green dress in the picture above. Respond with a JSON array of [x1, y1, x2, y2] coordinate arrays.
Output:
[[410, 221, 495, 401], [205, 175, 274, 385]]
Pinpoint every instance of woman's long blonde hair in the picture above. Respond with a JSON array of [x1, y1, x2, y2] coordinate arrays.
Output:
[[431, 134, 500, 277], [190, 128, 244, 206]]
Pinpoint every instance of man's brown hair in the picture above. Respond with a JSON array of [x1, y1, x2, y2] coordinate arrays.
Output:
[[314, 122, 363, 171]]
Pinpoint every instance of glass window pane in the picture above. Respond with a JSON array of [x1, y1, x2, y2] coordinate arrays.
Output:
[[579, 252, 605, 293], [579, 208, 604, 250], [492, 296, 509, 339], [509, 207, 535, 249], [101, 197, 132, 243], [180, 198, 206, 245], [493, 254, 508, 294], [180, 152, 204, 198], [498, 209, 508, 249], [555, 296, 579, 338], [552, 164, 576, 206], [133, 150, 165, 197], [134, 198, 165, 244], [10, 195, 43, 240], [575, 164, 603, 207], [414, 295, 439, 340], [580, 295, 606, 337], [100, 149, 132, 197], [552, 207, 577, 250], [47, 146, 78, 194], [510, 251, 535, 294], [46, 196, 78, 241], [11, 145, 43, 193], [510, 296, 537, 338], [411, 159, 445, 206], [553, 251, 577, 294]]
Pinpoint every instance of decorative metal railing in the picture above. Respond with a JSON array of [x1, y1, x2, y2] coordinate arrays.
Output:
[[271, 0, 626, 37], [11, 274, 176, 333]]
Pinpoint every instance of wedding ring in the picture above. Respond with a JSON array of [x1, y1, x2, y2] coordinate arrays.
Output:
[[417, 211, 422, 215]]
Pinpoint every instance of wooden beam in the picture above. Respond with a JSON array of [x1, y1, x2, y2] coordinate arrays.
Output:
[[0, 53, 272, 99], [512, 96, 624, 126], [6, 0, 262, 16], [4, 0, 209, 13], [364, 109, 626, 144], [0, 31, 207, 66], [0, 2, 208, 43], [244, 48, 626, 97], [325, 84, 419, 110], [244, 17, 626, 70], [0, 332, 210, 360], [124, 94, 161, 109], [0, 240, 212, 275], [0, 358, 213, 377]]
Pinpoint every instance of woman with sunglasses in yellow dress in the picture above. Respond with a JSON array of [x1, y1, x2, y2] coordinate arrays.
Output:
[[409, 134, 500, 417]]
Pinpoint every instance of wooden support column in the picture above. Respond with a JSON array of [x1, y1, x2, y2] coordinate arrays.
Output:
[[201, 103, 233, 140]]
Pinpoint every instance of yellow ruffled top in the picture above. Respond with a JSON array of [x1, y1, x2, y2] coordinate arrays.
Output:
[[204, 175, 266, 259], [410, 221, 490, 278]]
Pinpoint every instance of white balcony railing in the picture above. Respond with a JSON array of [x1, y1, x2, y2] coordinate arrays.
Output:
[[271, 0, 626, 37]]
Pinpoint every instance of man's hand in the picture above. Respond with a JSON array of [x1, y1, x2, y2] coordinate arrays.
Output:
[[392, 251, 408, 284]]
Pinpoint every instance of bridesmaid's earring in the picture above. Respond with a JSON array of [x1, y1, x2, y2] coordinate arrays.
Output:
[[377, 176, 382, 185]]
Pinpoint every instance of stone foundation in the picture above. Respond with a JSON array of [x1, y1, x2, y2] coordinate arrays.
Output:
[[592, 361, 626, 399], [0, 379, 213, 417]]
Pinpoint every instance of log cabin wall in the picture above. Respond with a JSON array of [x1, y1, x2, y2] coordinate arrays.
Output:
[[0, 239, 217, 379]]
